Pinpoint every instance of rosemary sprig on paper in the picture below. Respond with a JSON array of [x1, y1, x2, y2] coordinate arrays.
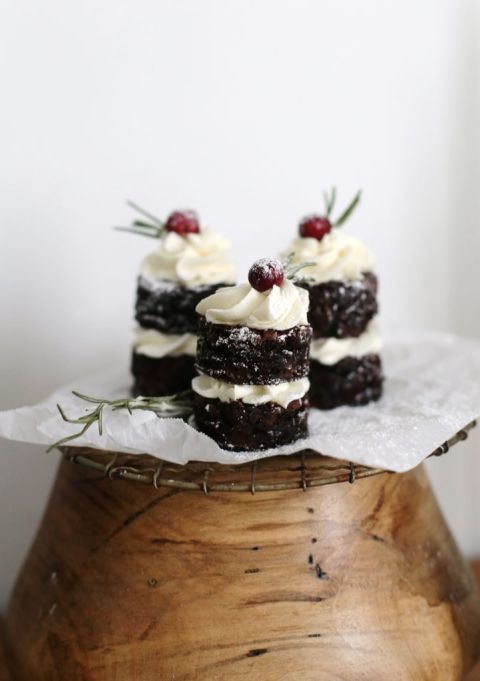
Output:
[[114, 200, 165, 239], [323, 187, 362, 227], [48, 390, 193, 452], [283, 254, 316, 285]]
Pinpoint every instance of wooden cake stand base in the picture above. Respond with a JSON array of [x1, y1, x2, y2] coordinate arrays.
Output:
[[3, 447, 480, 680]]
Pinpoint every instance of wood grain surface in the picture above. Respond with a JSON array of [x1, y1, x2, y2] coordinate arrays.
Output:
[[2, 458, 480, 680], [0, 628, 9, 681], [473, 562, 480, 589], [467, 564, 480, 681]]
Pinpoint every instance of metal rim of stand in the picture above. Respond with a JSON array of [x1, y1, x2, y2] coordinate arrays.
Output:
[[59, 419, 477, 494]]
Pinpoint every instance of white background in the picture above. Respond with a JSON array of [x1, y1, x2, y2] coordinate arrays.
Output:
[[0, 0, 479, 610]]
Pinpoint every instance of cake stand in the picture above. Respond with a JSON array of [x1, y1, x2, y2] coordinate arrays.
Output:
[[3, 422, 480, 680]]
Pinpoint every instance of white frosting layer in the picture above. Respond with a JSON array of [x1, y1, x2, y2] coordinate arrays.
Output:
[[196, 280, 309, 330], [310, 320, 382, 365], [140, 229, 236, 287], [281, 230, 375, 284], [133, 328, 197, 358], [192, 375, 310, 408]]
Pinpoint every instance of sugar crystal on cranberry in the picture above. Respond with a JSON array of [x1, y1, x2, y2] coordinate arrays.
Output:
[[248, 257, 285, 292]]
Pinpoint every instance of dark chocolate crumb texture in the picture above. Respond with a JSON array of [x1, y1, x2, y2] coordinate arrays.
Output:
[[131, 352, 196, 397], [193, 393, 309, 451], [309, 354, 383, 410], [136, 278, 227, 334], [303, 272, 378, 339], [196, 316, 312, 385]]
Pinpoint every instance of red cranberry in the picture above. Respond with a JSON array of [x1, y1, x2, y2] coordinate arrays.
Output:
[[165, 210, 200, 236], [299, 214, 332, 240], [248, 257, 285, 292]]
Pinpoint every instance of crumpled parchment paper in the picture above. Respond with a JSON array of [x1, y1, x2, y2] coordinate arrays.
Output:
[[1, 332, 479, 472]]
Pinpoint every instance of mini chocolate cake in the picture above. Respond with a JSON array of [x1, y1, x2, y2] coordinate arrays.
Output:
[[118, 205, 236, 396], [192, 257, 312, 451], [281, 189, 384, 409]]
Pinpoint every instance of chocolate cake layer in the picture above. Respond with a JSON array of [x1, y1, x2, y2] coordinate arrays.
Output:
[[193, 394, 309, 451], [309, 354, 383, 410], [131, 352, 195, 397], [136, 278, 229, 334], [304, 272, 378, 339], [195, 317, 312, 385]]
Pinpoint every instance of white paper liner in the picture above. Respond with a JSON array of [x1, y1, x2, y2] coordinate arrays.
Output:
[[1, 332, 479, 473]]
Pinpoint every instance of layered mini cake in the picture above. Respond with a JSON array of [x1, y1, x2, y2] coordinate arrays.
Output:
[[119, 204, 236, 396], [193, 257, 312, 451], [281, 189, 383, 409]]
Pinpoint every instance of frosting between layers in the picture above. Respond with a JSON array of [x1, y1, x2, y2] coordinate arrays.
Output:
[[192, 374, 310, 408], [133, 328, 197, 358], [140, 229, 236, 287], [280, 230, 375, 284], [310, 320, 382, 365], [196, 280, 309, 330]]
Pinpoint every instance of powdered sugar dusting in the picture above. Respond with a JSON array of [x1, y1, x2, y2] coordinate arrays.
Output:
[[252, 257, 283, 275], [138, 275, 220, 294]]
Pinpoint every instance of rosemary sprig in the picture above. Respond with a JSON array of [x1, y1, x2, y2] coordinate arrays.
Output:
[[114, 200, 165, 239], [48, 390, 193, 452], [282, 252, 294, 272], [317, 187, 362, 227], [323, 186, 337, 218], [332, 189, 361, 227], [126, 200, 164, 225], [283, 254, 316, 285]]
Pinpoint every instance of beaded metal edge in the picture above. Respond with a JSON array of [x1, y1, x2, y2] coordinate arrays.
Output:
[[59, 419, 477, 494]]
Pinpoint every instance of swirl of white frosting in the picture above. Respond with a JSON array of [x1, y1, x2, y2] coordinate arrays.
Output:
[[310, 320, 382, 365], [133, 328, 197, 358], [280, 230, 375, 284], [196, 280, 309, 330], [192, 375, 310, 408], [140, 230, 236, 287]]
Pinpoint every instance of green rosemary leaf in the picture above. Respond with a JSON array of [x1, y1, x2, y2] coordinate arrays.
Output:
[[115, 201, 166, 239], [98, 405, 103, 436], [326, 186, 336, 217], [114, 226, 163, 239], [47, 421, 93, 453], [71, 391, 103, 404], [294, 275, 316, 286], [286, 260, 316, 281], [49, 391, 194, 452], [57, 402, 94, 425], [126, 200, 164, 226], [323, 191, 329, 214], [333, 190, 361, 227], [132, 220, 159, 229], [57, 403, 70, 423], [281, 252, 295, 271]]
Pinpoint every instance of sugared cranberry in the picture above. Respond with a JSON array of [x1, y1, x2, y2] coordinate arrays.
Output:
[[165, 210, 200, 236], [248, 257, 285, 292], [299, 214, 332, 240]]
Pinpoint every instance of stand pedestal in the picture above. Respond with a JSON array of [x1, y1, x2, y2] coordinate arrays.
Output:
[[3, 454, 480, 680]]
